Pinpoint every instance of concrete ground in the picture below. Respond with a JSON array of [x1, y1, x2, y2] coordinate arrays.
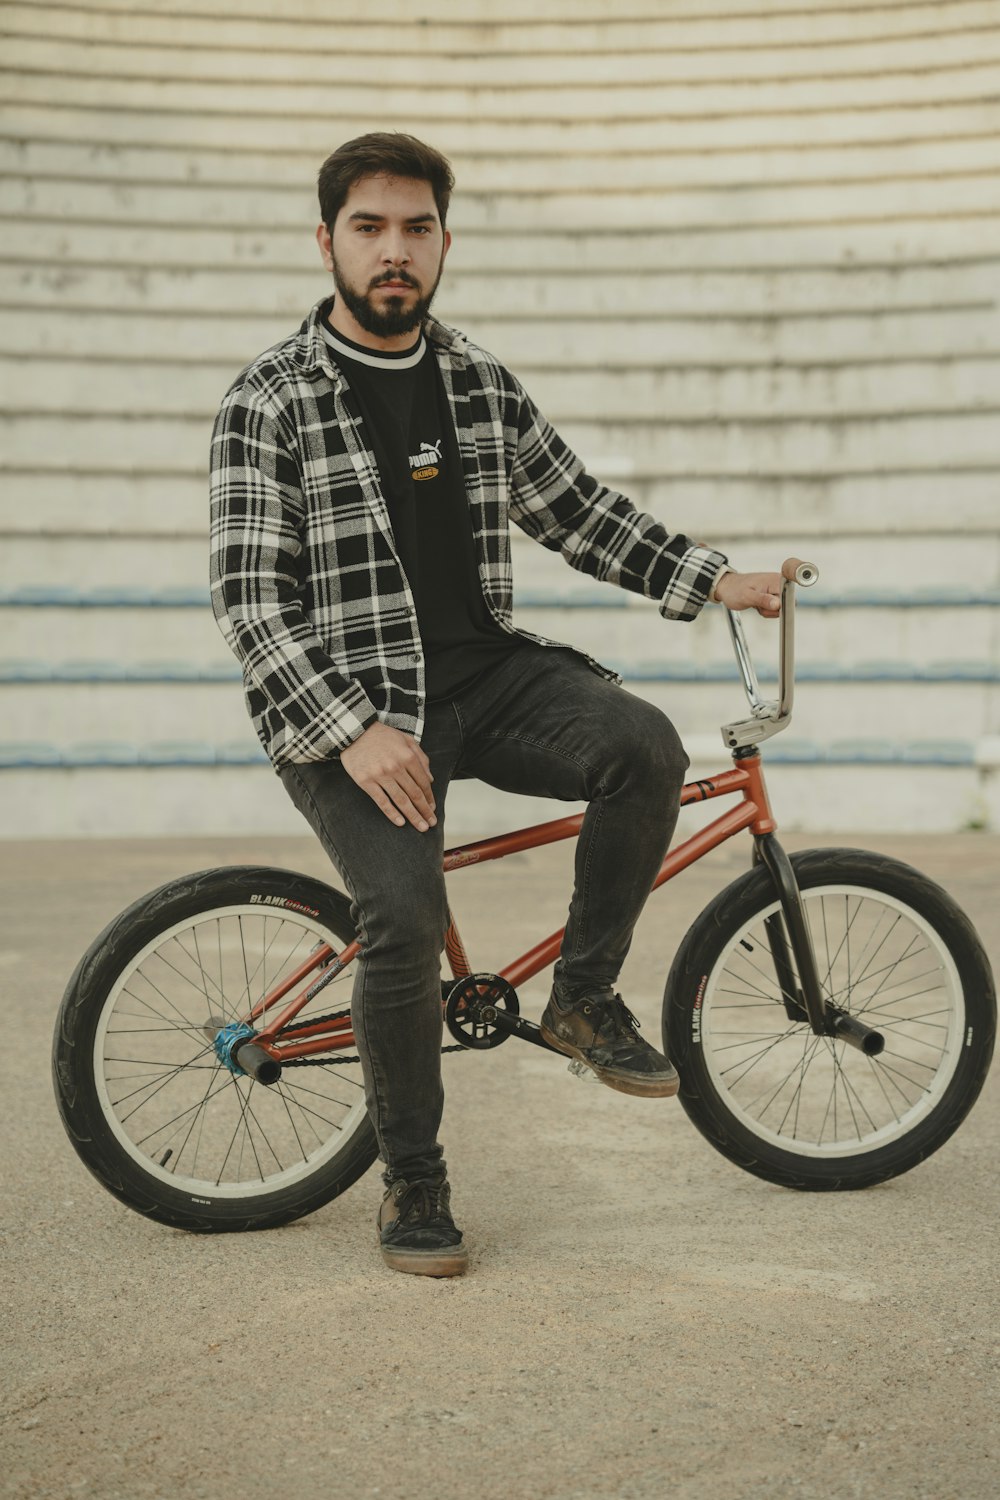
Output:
[[2, 827, 998, 1500]]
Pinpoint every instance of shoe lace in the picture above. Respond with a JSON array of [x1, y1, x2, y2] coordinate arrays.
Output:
[[588, 993, 641, 1044], [393, 1176, 450, 1226]]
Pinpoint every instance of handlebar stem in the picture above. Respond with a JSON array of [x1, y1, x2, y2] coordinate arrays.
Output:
[[719, 561, 818, 753]]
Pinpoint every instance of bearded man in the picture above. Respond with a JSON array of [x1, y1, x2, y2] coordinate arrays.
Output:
[[210, 132, 782, 1277]]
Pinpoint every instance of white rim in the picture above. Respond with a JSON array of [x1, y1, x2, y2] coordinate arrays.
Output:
[[699, 883, 965, 1159], [94, 903, 368, 1198]]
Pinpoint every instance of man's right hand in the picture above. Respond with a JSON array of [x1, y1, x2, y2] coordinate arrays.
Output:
[[340, 722, 437, 832]]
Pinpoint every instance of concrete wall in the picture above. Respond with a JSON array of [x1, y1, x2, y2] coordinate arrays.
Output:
[[1, 0, 998, 835]]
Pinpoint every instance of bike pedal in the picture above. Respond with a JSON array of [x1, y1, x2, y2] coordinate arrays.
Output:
[[567, 1058, 595, 1080]]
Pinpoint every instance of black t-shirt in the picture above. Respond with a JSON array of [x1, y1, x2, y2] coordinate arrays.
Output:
[[322, 314, 526, 703]]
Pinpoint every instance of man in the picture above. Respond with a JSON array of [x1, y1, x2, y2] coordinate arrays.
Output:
[[210, 133, 782, 1278]]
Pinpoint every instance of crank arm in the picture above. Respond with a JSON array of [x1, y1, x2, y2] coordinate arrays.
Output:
[[479, 1006, 563, 1054]]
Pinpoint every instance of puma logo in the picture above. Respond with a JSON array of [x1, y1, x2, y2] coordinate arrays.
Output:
[[409, 437, 443, 470]]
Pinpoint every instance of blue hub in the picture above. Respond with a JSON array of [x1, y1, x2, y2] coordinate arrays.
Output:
[[213, 1020, 257, 1076]]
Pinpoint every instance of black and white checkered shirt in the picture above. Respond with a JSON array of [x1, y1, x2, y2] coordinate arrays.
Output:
[[209, 298, 727, 768]]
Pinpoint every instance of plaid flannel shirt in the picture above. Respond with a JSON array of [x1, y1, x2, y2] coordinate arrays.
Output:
[[209, 298, 727, 768]]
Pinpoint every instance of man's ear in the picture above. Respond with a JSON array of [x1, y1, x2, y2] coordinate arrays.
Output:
[[316, 222, 334, 271]]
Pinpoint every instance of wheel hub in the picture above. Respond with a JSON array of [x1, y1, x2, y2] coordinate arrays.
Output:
[[209, 1019, 257, 1075]]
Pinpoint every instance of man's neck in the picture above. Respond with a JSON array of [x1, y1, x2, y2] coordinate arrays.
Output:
[[326, 299, 422, 355]]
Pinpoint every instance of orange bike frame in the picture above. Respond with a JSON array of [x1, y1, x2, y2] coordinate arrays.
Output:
[[252, 751, 776, 1062]]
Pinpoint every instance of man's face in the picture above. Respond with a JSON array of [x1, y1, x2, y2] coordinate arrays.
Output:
[[317, 173, 451, 341]]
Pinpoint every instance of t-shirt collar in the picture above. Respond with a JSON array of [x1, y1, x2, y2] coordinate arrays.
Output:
[[321, 318, 426, 371]]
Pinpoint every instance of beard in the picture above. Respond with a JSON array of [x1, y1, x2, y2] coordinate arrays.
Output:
[[332, 256, 444, 338]]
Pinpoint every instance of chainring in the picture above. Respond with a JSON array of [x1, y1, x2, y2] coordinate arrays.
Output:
[[444, 973, 520, 1050]]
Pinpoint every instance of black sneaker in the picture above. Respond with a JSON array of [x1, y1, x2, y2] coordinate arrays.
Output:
[[377, 1172, 469, 1277], [540, 982, 679, 1098]]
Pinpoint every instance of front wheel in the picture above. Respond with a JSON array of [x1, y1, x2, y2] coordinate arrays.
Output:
[[53, 866, 378, 1231], [664, 848, 995, 1190]]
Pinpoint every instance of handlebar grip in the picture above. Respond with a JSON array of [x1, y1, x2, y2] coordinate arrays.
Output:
[[781, 557, 819, 587]]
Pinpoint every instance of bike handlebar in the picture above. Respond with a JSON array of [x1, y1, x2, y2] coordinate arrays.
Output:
[[721, 557, 819, 754], [781, 557, 819, 587]]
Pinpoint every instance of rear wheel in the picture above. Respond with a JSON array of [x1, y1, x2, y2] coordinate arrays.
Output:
[[53, 866, 378, 1231], [664, 849, 995, 1190]]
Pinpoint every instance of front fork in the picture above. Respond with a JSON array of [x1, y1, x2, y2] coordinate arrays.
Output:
[[752, 834, 885, 1056]]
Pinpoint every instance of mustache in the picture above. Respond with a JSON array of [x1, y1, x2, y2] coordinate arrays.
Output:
[[370, 271, 419, 290]]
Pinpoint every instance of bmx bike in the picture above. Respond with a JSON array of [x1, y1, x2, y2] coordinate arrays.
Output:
[[53, 560, 996, 1232]]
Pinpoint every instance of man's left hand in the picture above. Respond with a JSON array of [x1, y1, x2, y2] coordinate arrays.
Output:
[[713, 571, 784, 618]]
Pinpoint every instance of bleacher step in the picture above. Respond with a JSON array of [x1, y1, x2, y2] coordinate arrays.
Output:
[[1, 755, 994, 839]]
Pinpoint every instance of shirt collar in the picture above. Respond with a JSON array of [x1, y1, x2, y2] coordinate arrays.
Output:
[[321, 321, 426, 370]]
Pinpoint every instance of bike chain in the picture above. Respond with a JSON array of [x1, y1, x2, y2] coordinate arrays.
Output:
[[277, 1003, 467, 1067]]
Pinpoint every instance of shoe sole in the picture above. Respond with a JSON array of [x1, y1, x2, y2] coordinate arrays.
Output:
[[540, 1023, 680, 1098], [380, 1241, 469, 1277]]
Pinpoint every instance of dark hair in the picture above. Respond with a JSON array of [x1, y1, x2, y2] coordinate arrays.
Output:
[[318, 132, 455, 231]]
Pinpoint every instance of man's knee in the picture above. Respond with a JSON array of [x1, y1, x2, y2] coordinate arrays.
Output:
[[614, 698, 689, 792]]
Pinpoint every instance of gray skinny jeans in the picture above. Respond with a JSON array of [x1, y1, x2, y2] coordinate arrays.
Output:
[[279, 644, 688, 1182]]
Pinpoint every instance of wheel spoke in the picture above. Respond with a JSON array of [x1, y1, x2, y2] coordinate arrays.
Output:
[[157, 934, 229, 1019], [113, 1044, 218, 1118], [725, 1026, 816, 1116], [173, 1061, 226, 1177], [268, 1090, 346, 1133], [132, 1071, 235, 1149], [759, 1034, 820, 1135], [117, 976, 199, 1034], [215, 1080, 258, 1185], [276, 1074, 363, 1110], [273, 1079, 312, 1161]]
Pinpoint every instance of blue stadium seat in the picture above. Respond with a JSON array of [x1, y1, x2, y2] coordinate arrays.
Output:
[[131, 661, 199, 681], [60, 660, 132, 681], [514, 590, 627, 610], [764, 739, 825, 763], [618, 660, 706, 681], [698, 662, 742, 682], [151, 587, 210, 607], [900, 741, 976, 766], [0, 586, 80, 607], [797, 662, 842, 680], [215, 742, 269, 765], [62, 742, 141, 766], [0, 742, 63, 766], [0, 660, 50, 681], [827, 739, 902, 763], [197, 662, 242, 682], [923, 661, 999, 682], [86, 587, 155, 608], [138, 741, 217, 765], [849, 661, 914, 681]]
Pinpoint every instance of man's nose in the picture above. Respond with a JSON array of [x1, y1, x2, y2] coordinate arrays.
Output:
[[381, 235, 410, 265]]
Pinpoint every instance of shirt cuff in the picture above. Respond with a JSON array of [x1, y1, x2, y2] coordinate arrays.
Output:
[[658, 544, 729, 622], [709, 565, 735, 603]]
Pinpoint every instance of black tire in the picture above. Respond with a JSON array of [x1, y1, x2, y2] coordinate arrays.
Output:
[[53, 866, 378, 1231], [663, 848, 995, 1190]]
